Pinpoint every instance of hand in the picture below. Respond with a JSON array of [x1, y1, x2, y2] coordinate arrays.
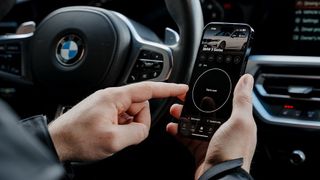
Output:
[[166, 74, 256, 178], [48, 82, 188, 162]]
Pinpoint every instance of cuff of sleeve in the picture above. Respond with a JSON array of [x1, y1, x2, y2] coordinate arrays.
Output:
[[19, 115, 60, 162], [198, 158, 253, 180], [19, 115, 75, 179]]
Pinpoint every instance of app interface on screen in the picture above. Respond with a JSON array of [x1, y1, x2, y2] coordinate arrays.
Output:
[[292, 0, 320, 54], [179, 24, 250, 139]]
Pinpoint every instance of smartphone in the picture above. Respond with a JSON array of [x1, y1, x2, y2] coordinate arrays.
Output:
[[178, 22, 254, 140]]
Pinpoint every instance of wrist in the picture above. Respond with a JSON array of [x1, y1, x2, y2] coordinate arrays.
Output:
[[195, 163, 205, 180], [48, 121, 70, 162], [202, 157, 251, 174], [197, 158, 251, 180]]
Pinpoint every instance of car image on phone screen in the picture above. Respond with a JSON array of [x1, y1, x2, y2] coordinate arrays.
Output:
[[179, 22, 254, 140]]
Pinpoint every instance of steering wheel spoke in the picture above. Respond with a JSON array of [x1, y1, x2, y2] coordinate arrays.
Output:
[[113, 12, 173, 83], [0, 33, 33, 85]]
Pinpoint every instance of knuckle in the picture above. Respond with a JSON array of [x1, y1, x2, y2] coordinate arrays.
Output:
[[136, 125, 149, 142], [129, 124, 149, 144], [94, 88, 113, 102], [103, 87, 130, 112], [108, 87, 126, 99], [235, 93, 252, 106], [231, 114, 256, 133], [103, 128, 121, 153], [116, 102, 127, 113], [144, 100, 150, 108], [93, 89, 105, 99], [250, 117, 257, 133], [108, 142, 120, 153]]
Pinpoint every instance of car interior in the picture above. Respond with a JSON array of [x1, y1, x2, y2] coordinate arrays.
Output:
[[1, 0, 320, 179]]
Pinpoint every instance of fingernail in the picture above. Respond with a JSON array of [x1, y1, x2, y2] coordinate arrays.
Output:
[[243, 74, 254, 89], [178, 84, 189, 89]]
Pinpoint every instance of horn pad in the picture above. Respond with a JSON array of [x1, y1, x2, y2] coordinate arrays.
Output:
[[31, 7, 130, 93]]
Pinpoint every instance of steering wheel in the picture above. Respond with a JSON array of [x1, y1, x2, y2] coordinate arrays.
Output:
[[0, 0, 203, 123]]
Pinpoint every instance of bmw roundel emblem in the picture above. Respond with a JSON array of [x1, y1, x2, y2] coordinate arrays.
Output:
[[56, 35, 84, 66]]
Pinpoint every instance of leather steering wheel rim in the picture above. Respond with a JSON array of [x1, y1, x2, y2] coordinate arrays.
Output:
[[150, 0, 204, 125]]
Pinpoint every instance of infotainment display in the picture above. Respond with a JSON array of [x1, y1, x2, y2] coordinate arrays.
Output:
[[252, 0, 320, 56], [291, 0, 320, 55]]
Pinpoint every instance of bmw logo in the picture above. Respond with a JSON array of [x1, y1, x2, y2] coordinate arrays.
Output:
[[56, 35, 84, 66]]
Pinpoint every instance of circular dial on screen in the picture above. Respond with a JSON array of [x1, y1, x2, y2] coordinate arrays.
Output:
[[192, 68, 232, 113]]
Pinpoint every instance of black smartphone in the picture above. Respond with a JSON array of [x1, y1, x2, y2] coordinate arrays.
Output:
[[178, 22, 254, 140]]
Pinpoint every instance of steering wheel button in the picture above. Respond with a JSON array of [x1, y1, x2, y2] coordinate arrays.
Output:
[[199, 126, 204, 132], [153, 62, 163, 70], [152, 72, 157, 78], [130, 75, 136, 81], [151, 71, 161, 78], [140, 73, 149, 80], [139, 50, 151, 59], [143, 61, 154, 68], [128, 73, 139, 83], [151, 52, 163, 60]]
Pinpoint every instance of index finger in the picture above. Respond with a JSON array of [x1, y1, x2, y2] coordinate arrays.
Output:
[[121, 81, 188, 103]]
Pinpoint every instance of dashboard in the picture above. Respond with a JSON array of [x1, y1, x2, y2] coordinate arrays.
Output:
[[4, 0, 320, 56]]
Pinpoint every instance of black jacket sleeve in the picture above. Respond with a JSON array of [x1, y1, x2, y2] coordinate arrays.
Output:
[[0, 100, 64, 180], [198, 158, 254, 180], [19, 115, 60, 160]]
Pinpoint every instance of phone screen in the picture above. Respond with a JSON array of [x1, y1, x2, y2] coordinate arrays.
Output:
[[179, 23, 253, 140]]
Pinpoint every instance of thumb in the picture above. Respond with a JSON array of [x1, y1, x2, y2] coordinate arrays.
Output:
[[231, 74, 254, 118]]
